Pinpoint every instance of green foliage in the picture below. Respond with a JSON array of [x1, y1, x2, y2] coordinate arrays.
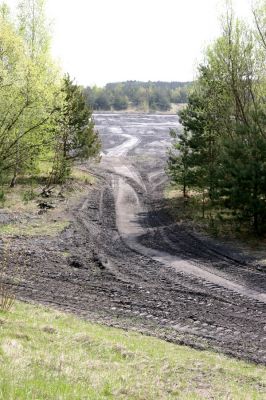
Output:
[[22, 188, 36, 203], [0, 0, 100, 189], [167, 129, 193, 197], [0, 0, 58, 186], [50, 75, 100, 184], [84, 81, 191, 112], [167, 3, 266, 235], [219, 135, 266, 234], [149, 88, 171, 111], [94, 90, 112, 110], [113, 94, 128, 110]]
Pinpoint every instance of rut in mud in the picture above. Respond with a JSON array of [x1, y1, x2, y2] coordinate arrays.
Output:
[[5, 113, 266, 364]]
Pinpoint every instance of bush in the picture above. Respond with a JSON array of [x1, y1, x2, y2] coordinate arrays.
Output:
[[22, 189, 36, 203]]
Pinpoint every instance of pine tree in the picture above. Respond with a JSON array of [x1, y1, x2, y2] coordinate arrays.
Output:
[[51, 75, 100, 184], [167, 1, 266, 234], [167, 129, 192, 198]]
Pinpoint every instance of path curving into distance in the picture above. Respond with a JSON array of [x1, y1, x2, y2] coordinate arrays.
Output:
[[9, 113, 265, 365], [89, 113, 266, 363], [97, 113, 266, 303]]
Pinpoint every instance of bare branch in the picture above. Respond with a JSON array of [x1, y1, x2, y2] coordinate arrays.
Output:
[[253, 8, 266, 51]]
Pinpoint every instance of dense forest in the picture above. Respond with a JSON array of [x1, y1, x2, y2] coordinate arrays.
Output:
[[0, 0, 100, 188], [84, 81, 191, 112], [167, 0, 266, 235]]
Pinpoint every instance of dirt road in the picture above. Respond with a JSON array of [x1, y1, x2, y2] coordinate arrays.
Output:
[[7, 113, 266, 364]]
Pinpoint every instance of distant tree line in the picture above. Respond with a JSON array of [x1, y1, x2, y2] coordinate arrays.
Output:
[[167, 0, 266, 236], [84, 81, 191, 112], [0, 0, 100, 188]]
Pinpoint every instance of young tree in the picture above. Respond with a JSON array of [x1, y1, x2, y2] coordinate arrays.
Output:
[[176, 88, 220, 202], [0, 0, 59, 186], [167, 128, 192, 198], [18, 0, 50, 60], [219, 133, 266, 234], [51, 75, 100, 183], [168, 1, 266, 233]]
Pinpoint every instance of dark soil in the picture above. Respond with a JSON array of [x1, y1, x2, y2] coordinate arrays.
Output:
[[2, 113, 266, 365]]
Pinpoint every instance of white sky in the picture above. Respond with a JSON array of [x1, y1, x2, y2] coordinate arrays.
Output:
[[6, 0, 253, 86]]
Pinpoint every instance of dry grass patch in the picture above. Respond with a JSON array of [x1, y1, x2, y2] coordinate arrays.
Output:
[[0, 218, 70, 237], [0, 169, 95, 238], [71, 167, 95, 185]]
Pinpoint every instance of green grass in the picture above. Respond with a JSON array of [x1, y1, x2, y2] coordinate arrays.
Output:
[[71, 168, 95, 185], [0, 302, 265, 399]]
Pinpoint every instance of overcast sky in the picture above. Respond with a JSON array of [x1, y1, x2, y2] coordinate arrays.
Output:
[[6, 0, 253, 86]]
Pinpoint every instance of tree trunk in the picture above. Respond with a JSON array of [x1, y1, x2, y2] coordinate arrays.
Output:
[[202, 190, 205, 219], [10, 169, 17, 188], [183, 180, 187, 198], [253, 167, 259, 235]]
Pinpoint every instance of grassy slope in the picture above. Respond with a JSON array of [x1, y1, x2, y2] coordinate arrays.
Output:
[[0, 302, 265, 400]]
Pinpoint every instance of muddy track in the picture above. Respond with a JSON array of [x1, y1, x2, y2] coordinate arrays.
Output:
[[5, 113, 266, 365], [75, 182, 266, 363]]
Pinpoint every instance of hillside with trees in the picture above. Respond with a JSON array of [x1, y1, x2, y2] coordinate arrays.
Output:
[[167, 0, 266, 236], [84, 81, 191, 112]]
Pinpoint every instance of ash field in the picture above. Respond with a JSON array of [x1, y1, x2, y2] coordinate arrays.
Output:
[[9, 113, 266, 364]]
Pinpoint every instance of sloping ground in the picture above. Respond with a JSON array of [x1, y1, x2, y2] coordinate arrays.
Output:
[[0, 302, 265, 399], [1, 113, 266, 366]]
